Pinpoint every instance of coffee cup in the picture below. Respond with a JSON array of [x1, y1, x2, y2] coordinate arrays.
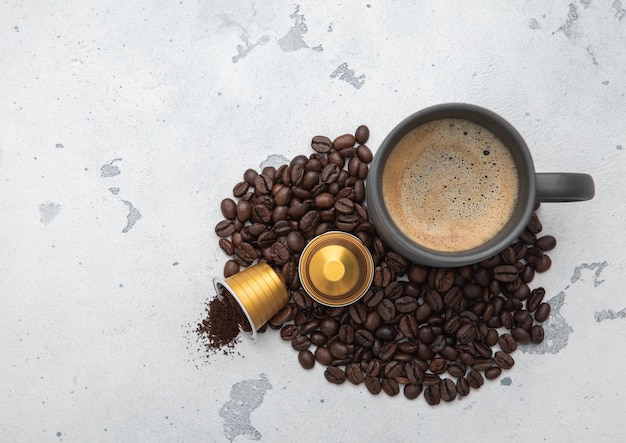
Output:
[[366, 103, 595, 267]]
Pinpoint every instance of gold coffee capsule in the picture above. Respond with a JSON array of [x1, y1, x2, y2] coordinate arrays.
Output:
[[213, 262, 289, 340], [298, 231, 374, 307]]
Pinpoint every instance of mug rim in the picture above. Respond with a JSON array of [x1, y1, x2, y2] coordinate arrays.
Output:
[[366, 103, 536, 267]]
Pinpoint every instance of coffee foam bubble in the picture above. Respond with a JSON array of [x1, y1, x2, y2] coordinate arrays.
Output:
[[382, 118, 518, 252]]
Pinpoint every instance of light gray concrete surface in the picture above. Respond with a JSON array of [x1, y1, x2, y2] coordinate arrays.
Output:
[[1, 1, 625, 441]]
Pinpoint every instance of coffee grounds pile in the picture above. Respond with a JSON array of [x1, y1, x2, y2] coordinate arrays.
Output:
[[196, 289, 250, 354], [208, 124, 557, 404]]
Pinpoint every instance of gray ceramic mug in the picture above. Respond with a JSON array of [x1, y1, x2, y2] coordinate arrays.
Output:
[[366, 103, 595, 267]]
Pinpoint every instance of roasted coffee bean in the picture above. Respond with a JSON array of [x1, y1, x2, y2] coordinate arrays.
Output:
[[407, 264, 428, 284], [299, 210, 320, 232], [474, 341, 492, 358], [291, 335, 311, 351], [467, 370, 484, 389], [500, 311, 514, 329], [311, 135, 332, 153], [223, 260, 239, 278], [535, 302, 551, 322], [498, 333, 517, 353], [253, 173, 273, 195], [234, 242, 257, 266], [473, 267, 491, 287], [324, 366, 346, 384], [355, 329, 375, 348], [219, 238, 235, 256], [494, 351, 515, 369], [385, 252, 408, 275], [511, 326, 531, 345], [314, 346, 333, 365], [404, 383, 423, 400], [519, 229, 537, 245], [328, 341, 350, 359], [243, 168, 258, 185], [527, 287, 545, 312], [434, 268, 455, 292], [520, 264, 535, 283], [382, 378, 400, 396], [338, 324, 355, 344], [439, 378, 457, 402], [286, 230, 305, 253], [355, 125, 370, 144], [375, 324, 397, 342], [298, 350, 315, 369], [428, 357, 448, 374], [319, 318, 339, 337], [418, 325, 435, 344], [310, 331, 328, 346], [525, 247, 544, 265], [447, 361, 466, 378], [346, 363, 365, 384], [424, 385, 441, 405], [232, 181, 249, 198], [302, 170, 319, 190], [439, 345, 459, 362], [335, 214, 360, 231], [365, 375, 382, 395], [492, 265, 519, 283], [271, 304, 296, 327], [399, 315, 419, 338], [364, 311, 382, 331], [395, 296, 419, 313], [269, 242, 291, 265], [527, 212, 543, 234], [349, 303, 368, 324], [220, 198, 237, 219], [530, 324, 545, 343], [456, 323, 476, 345], [479, 366, 500, 381], [485, 328, 499, 347], [313, 192, 335, 209], [463, 283, 483, 300], [500, 246, 517, 265], [215, 219, 236, 237], [383, 360, 404, 379], [384, 281, 403, 300], [443, 287, 464, 310], [377, 299, 396, 322], [335, 197, 354, 215], [424, 290, 444, 313], [535, 235, 557, 251], [333, 134, 356, 150], [299, 319, 320, 336], [535, 254, 552, 273], [456, 377, 470, 397], [251, 204, 271, 223], [292, 290, 314, 311]]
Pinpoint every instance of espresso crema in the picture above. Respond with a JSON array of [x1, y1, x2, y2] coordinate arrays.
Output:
[[382, 118, 519, 252]]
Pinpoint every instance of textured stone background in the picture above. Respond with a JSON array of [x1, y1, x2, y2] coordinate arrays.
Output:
[[1, 1, 624, 441]]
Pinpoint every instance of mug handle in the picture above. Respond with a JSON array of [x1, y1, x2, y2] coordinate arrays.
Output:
[[535, 173, 595, 202]]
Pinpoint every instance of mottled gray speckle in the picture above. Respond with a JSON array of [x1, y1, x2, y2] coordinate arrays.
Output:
[[220, 374, 272, 442], [121, 200, 141, 233], [580, 0, 592, 8], [616, 144, 623, 150], [529, 18, 541, 29], [219, 15, 270, 64], [557, 3, 581, 40], [614, 0, 626, 20], [109, 187, 120, 195], [595, 308, 626, 322], [501, 377, 512, 386], [55, 143, 64, 149], [39, 202, 62, 225], [100, 158, 122, 177], [522, 291, 573, 355], [571, 261, 608, 287], [331, 63, 366, 89], [260, 154, 290, 170], [277, 6, 323, 52]]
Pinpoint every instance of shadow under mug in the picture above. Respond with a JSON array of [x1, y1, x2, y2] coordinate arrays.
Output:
[[366, 103, 595, 267]]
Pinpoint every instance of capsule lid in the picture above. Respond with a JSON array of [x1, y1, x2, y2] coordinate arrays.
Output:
[[298, 231, 374, 307]]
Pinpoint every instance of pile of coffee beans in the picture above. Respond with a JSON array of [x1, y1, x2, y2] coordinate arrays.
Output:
[[212, 125, 556, 404]]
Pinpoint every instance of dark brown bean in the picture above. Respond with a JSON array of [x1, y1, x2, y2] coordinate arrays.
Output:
[[324, 366, 346, 384], [535, 302, 551, 322], [355, 125, 370, 144], [311, 135, 332, 153], [298, 350, 315, 369]]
